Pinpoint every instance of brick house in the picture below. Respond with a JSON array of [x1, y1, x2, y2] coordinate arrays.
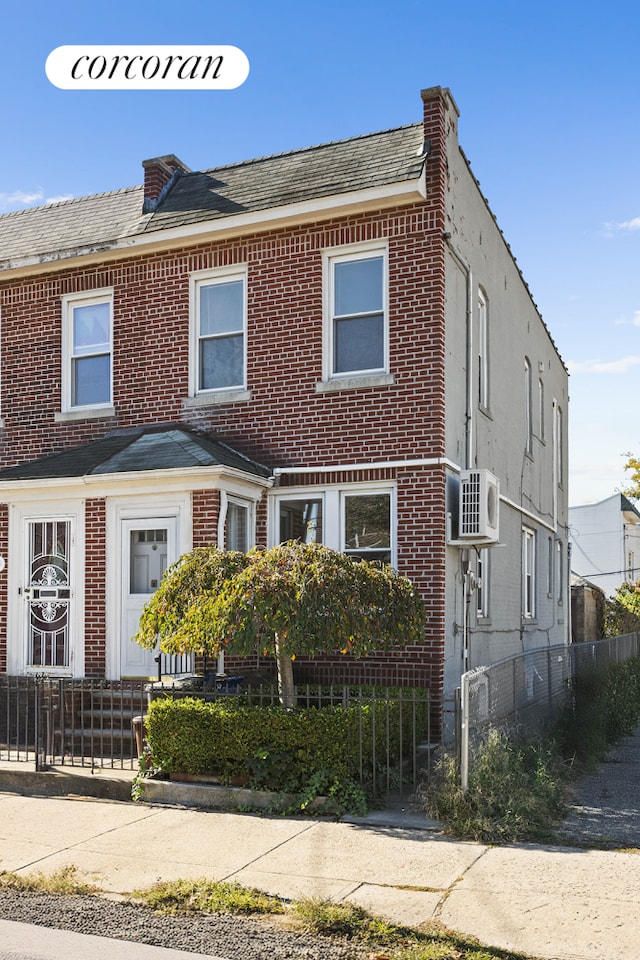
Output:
[[0, 86, 569, 734]]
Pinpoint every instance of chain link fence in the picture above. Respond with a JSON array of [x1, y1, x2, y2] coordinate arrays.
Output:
[[458, 634, 640, 789]]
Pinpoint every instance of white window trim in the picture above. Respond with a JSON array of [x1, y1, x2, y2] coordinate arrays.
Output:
[[321, 240, 389, 384], [522, 526, 536, 620], [269, 482, 396, 567], [189, 264, 248, 399], [61, 288, 113, 414]]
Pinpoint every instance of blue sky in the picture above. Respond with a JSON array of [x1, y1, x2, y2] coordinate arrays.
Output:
[[1, 0, 638, 506]]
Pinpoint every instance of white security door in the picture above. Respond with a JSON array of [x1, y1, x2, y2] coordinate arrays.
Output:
[[23, 519, 72, 671], [120, 517, 178, 678]]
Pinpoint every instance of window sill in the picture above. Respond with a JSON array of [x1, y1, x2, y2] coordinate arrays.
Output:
[[184, 389, 252, 408], [315, 373, 396, 393], [55, 406, 116, 423]]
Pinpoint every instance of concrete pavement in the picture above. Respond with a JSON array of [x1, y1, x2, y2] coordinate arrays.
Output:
[[0, 784, 639, 960]]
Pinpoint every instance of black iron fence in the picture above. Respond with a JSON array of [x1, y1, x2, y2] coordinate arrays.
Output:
[[1, 676, 147, 771], [1, 674, 432, 803]]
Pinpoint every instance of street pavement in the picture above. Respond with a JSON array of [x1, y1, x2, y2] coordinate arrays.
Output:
[[1, 729, 639, 960], [0, 919, 223, 960]]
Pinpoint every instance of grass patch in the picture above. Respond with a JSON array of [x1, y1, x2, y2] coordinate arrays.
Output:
[[0, 864, 99, 896], [291, 896, 405, 943], [290, 899, 539, 959], [132, 877, 284, 916], [424, 729, 567, 843]]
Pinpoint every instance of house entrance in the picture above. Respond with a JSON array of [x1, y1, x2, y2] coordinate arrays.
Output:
[[24, 519, 72, 670], [120, 517, 177, 678]]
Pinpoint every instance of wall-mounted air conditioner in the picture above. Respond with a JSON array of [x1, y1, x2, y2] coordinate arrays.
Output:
[[458, 469, 500, 543]]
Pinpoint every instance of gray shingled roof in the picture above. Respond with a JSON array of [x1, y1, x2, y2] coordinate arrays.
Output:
[[0, 427, 270, 481], [0, 124, 426, 269]]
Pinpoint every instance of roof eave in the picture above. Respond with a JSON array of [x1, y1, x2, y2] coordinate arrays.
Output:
[[0, 174, 426, 280], [0, 463, 274, 502]]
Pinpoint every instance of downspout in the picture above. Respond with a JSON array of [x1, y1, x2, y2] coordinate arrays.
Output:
[[215, 490, 228, 676], [445, 237, 474, 678]]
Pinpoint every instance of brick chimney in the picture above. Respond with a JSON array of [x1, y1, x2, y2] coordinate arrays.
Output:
[[142, 154, 191, 212]]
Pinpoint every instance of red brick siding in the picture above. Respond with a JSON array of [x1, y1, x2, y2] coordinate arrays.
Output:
[[84, 499, 106, 677], [0, 205, 446, 469]]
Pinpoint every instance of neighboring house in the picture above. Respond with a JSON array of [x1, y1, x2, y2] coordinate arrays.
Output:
[[569, 494, 640, 598], [570, 574, 605, 642], [0, 86, 569, 735]]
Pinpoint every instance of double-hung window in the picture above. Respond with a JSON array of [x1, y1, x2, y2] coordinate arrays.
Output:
[[522, 526, 536, 619], [325, 243, 387, 379], [225, 497, 253, 552], [191, 267, 246, 394], [63, 290, 113, 410]]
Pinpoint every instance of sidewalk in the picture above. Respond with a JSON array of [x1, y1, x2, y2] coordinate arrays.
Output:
[[1, 772, 639, 960]]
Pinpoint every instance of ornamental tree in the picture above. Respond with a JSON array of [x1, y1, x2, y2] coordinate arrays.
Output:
[[604, 580, 640, 637], [134, 541, 426, 708]]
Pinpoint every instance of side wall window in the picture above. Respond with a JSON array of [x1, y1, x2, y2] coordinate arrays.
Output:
[[190, 266, 247, 395], [522, 526, 536, 619], [476, 547, 489, 618], [524, 357, 532, 455], [324, 243, 388, 380], [62, 290, 113, 410], [478, 288, 489, 409]]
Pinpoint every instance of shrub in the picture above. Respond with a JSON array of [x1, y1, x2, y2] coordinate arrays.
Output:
[[143, 686, 428, 814]]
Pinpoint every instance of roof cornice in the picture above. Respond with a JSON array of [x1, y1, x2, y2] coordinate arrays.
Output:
[[0, 173, 426, 281]]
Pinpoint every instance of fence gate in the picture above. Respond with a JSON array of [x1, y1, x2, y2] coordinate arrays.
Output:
[[1, 676, 146, 771]]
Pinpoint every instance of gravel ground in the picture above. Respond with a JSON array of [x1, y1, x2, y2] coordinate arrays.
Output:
[[0, 890, 373, 959], [557, 723, 640, 848]]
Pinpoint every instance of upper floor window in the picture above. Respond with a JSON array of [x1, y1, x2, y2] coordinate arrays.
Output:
[[478, 289, 489, 409], [62, 290, 112, 410], [191, 266, 246, 395], [524, 357, 533, 455], [324, 243, 388, 379], [556, 405, 564, 486]]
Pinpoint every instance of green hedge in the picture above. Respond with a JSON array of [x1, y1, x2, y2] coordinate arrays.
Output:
[[145, 689, 428, 789]]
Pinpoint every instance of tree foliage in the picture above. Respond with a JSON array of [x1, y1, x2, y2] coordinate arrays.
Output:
[[604, 580, 640, 637], [622, 453, 640, 501], [134, 541, 426, 706]]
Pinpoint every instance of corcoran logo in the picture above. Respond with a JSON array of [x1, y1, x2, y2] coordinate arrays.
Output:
[[46, 45, 250, 90]]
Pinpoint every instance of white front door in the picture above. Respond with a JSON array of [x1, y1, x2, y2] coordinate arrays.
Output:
[[120, 517, 178, 678]]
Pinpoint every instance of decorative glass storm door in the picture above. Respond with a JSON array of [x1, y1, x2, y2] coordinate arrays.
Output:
[[25, 520, 72, 670], [120, 518, 178, 678]]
